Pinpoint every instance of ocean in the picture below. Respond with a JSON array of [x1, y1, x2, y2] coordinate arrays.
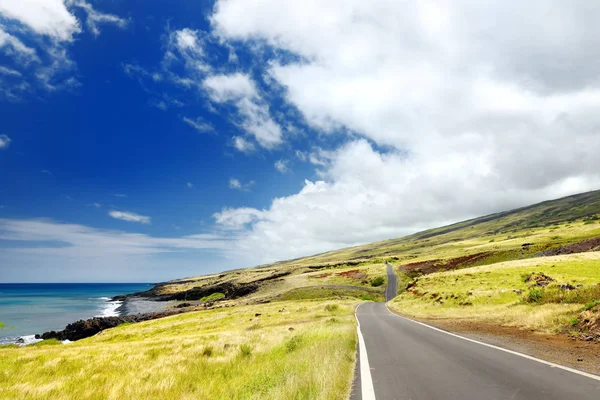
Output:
[[0, 283, 152, 344]]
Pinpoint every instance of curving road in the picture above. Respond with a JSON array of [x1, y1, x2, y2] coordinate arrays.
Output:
[[351, 264, 600, 399]]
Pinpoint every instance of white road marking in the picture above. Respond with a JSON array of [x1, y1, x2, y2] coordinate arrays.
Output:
[[355, 304, 376, 400], [384, 303, 600, 382]]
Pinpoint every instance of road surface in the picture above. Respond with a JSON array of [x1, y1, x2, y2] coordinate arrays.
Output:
[[351, 264, 600, 399]]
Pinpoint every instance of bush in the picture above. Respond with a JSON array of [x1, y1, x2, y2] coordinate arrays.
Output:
[[525, 288, 544, 303], [370, 277, 385, 287], [285, 335, 303, 353], [324, 304, 339, 312], [202, 346, 214, 357], [240, 343, 253, 357]]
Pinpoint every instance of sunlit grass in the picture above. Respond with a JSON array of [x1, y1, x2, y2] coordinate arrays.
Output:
[[389, 252, 600, 332], [0, 301, 357, 400]]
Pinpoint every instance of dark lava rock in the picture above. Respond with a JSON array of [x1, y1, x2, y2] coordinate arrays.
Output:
[[175, 302, 192, 308], [36, 310, 184, 342]]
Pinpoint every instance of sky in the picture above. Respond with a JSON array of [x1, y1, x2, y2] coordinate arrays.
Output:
[[1, 0, 600, 282]]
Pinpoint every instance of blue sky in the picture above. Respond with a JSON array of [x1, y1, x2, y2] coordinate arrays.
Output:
[[2, 1, 600, 282]]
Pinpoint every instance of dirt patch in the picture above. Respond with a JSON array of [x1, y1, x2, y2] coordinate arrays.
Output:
[[524, 272, 555, 287], [336, 269, 367, 279], [538, 236, 600, 257], [311, 273, 332, 279], [400, 252, 491, 274], [573, 307, 600, 342], [407, 316, 600, 376]]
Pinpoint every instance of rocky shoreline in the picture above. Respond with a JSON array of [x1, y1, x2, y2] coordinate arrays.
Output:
[[36, 308, 186, 342]]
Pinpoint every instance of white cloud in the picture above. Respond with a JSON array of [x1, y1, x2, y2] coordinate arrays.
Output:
[[163, 28, 209, 75], [109, 210, 151, 224], [0, 134, 11, 149], [68, 0, 128, 37], [0, 29, 38, 62], [274, 159, 289, 173], [0, 66, 21, 77], [232, 136, 255, 153], [228, 178, 254, 191], [204, 73, 282, 149], [295, 150, 307, 161], [182, 116, 214, 133], [0, 0, 80, 42], [213, 207, 262, 230], [186, 182, 193, 189], [0, 0, 128, 98], [87, 202, 101, 208], [0, 218, 234, 257], [206, 0, 600, 264], [228, 178, 241, 189]]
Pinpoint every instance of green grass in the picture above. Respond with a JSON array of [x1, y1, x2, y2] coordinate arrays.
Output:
[[200, 292, 225, 302], [389, 253, 600, 333], [277, 287, 384, 302], [0, 300, 357, 400]]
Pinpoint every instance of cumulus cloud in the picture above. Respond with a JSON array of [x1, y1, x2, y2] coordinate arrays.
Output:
[[0, 0, 80, 42], [206, 0, 600, 263], [203, 73, 282, 149], [0, 134, 11, 149], [109, 210, 150, 224]]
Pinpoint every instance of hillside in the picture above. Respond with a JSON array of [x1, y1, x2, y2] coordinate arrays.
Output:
[[141, 190, 600, 308]]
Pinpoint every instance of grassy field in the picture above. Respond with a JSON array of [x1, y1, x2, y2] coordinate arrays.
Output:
[[389, 252, 600, 334], [0, 300, 357, 400]]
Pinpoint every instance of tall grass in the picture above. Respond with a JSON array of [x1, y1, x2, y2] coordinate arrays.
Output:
[[0, 300, 357, 400]]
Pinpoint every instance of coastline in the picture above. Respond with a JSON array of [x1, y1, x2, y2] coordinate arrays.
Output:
[[1, 284, 172, 346]]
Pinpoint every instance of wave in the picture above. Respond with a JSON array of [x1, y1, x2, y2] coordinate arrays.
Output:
[[95, 297, 122, 317]]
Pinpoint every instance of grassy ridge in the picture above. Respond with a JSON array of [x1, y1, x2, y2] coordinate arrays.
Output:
[[0, 301, 357, 400]]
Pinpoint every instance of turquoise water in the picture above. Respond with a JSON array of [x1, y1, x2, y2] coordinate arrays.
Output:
[[0, 283, 151, 343]]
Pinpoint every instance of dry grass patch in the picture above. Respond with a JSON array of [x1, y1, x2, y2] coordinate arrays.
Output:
[[0, 300, 357, 400]]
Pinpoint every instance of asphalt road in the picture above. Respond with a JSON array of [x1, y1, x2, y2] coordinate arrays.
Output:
[[384, 263, 397, 302], [351, 265, 600, 400]]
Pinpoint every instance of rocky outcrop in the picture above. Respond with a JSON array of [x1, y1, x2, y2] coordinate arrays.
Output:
[[113, 281, 261, 302], [538, 237, 600, 257], [36, 310, 184, 342]]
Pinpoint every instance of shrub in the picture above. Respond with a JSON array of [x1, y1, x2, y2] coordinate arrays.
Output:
[[202, 346, 214, 357], [285, 335, 303, 353], [240, 343, 253, 357], [525, 288, 544, 303], [370, 277, 385, 287], [324, 304, 339, 312]]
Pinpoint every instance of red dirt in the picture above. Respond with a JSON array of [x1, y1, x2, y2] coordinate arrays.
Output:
[[312, 273, 332, 278], [400, 252, 491, 274], [337, 269, 367, 279]]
